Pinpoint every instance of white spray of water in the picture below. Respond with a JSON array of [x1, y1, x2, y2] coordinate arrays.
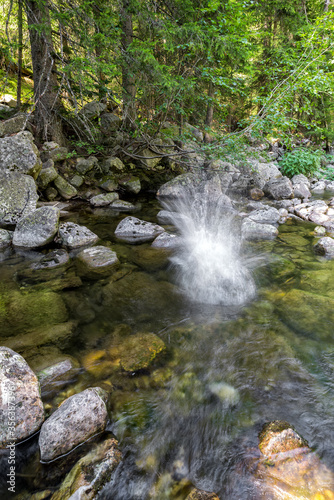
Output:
[[161, 178, 256, 306]]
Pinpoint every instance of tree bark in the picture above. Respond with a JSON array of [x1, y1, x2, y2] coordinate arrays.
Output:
[[17, 0, 23, 110], [24, 0, 64, 144], [121, 0, 136, 128]]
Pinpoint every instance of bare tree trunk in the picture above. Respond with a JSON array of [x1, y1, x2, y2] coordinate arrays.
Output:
[[324, 0, 331, 11], [17, 0, 23, 110], [205, 81, 214, 128], [25, 0, 64, 144], [121, 0, 136, 128]]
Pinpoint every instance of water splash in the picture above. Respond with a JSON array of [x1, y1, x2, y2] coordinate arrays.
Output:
[[161, 176, 256, 306]]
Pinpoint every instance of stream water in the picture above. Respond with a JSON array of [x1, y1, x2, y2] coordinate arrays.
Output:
[[1, 190, 334, 499]]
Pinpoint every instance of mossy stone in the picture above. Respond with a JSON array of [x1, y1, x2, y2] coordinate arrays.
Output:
[[120, 333, 166, 372]]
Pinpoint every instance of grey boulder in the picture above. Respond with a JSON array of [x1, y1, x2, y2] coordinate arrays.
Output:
[[90, 192, 119, 207], [0, 131, 42, 179], [263, 177, 294, 200], [314, 237, 334, 258], [76, 245, 119, 278], [57, 222, 99, 249], [248, 207, 280, 224], [38, 387, 108, 461], [0, 172, 38, 226], [242, 219, 278, 240], [0, 347, 44, 447], [115, 216, 165, 243], [13, 206, 60, 248]]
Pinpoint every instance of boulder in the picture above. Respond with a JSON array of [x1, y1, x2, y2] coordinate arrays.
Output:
[[184, 122, 204, 142], [293, 182, 311, 200], [139, 148, 162, 169], [114, 216, 165, 243], [37, 162, 58, 190], [314, 237, 334, 258], [118, 175, 141, 194], [46, 186, 58, 201], [47, 146, 69, 162], [90, 192, 119, 207], [103, 156, 125, 173], [157, 174, 200, 198], [263, 177, 294, 200], [0, 131, 42, 179], [69, 174, 84, 188], [311, 180, 326, 194], [57, 222, 99, 249], [12, 206, 59, 248], [100, 112, 121, 134], [110, 200, 137, 211], [251, 161, 282, 189], [79, 101, 107, 120], [242, 219, 278, 240], [38, 387, 108, 461], [50, 438, 122, 500], [0, 172, 38, 226], [75, 156, 98, 175], [54, 176, 78, 200], [0, 347, 44, 447], [0, 229, 13, 249], [0, 113, 27, 137], [76, 245, 119, 278], [326, 181, 334, 193], [119, 333, 166, 372], [38, 358, 79, 396], [152, 232, 180, 248], [248, 207, 280, 224], [99, 176, 118, 192], [291, 173, 310, 187]]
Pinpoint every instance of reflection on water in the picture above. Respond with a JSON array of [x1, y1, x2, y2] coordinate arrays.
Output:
[[0, 195, 334, 499]]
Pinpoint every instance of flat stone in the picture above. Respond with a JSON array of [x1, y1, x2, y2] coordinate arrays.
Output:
[[38, 387, 108, 461], [0, 347, 44, 447], [0, 172, 38, 226], [115, 216, 165, 243], [54, 176, 78, 200], [76, 245, 119, 278], [13, 206, 59, 248], [90, 192, 119, 207], [0, 131, 42, 178], [110, 200, 136, 211], [57, 222, 99, 249]]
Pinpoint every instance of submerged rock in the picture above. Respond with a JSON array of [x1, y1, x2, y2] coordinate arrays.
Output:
[[275, 288, 334, 340], [76, 245, 119, 278], [0, 172, 38, 226], [186, 489, 220, 500], [12, 206, 59, 248], [110, 200, 137, 211], [37, 357, 79, 396], [0, 131, 42, 179], [0, 347, 44, 447], [152, 232, 180, 248], [115, 216, 165, 243], [119, 332, 166, 372], [57, 222, 99, 249], [255, 420, 334, 499], [51, 437, 122, 500], [39, 387, 108, 461]]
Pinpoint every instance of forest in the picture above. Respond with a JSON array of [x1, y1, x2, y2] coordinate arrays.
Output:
[[1, 0, 334, 160]]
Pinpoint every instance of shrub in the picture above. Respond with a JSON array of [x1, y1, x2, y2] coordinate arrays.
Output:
[[279, 148, 322, 177]]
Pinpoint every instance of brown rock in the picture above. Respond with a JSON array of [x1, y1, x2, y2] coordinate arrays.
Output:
[[250, 188, 264, 200]]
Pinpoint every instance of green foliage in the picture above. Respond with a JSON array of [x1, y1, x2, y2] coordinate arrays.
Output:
[[279, 148, 322, 178]]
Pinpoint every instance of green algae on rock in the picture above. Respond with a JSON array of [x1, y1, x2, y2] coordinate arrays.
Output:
[[120, 332, 166, 372]]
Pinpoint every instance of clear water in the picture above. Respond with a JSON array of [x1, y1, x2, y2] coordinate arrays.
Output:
[[0, 191, 334, 499]]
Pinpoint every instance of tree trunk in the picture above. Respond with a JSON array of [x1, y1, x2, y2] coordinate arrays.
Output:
[[121, 0, 136, 128], [17, 0, 23, 110], [205, 81, 214, 128], [25, 0, 64, 144]]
